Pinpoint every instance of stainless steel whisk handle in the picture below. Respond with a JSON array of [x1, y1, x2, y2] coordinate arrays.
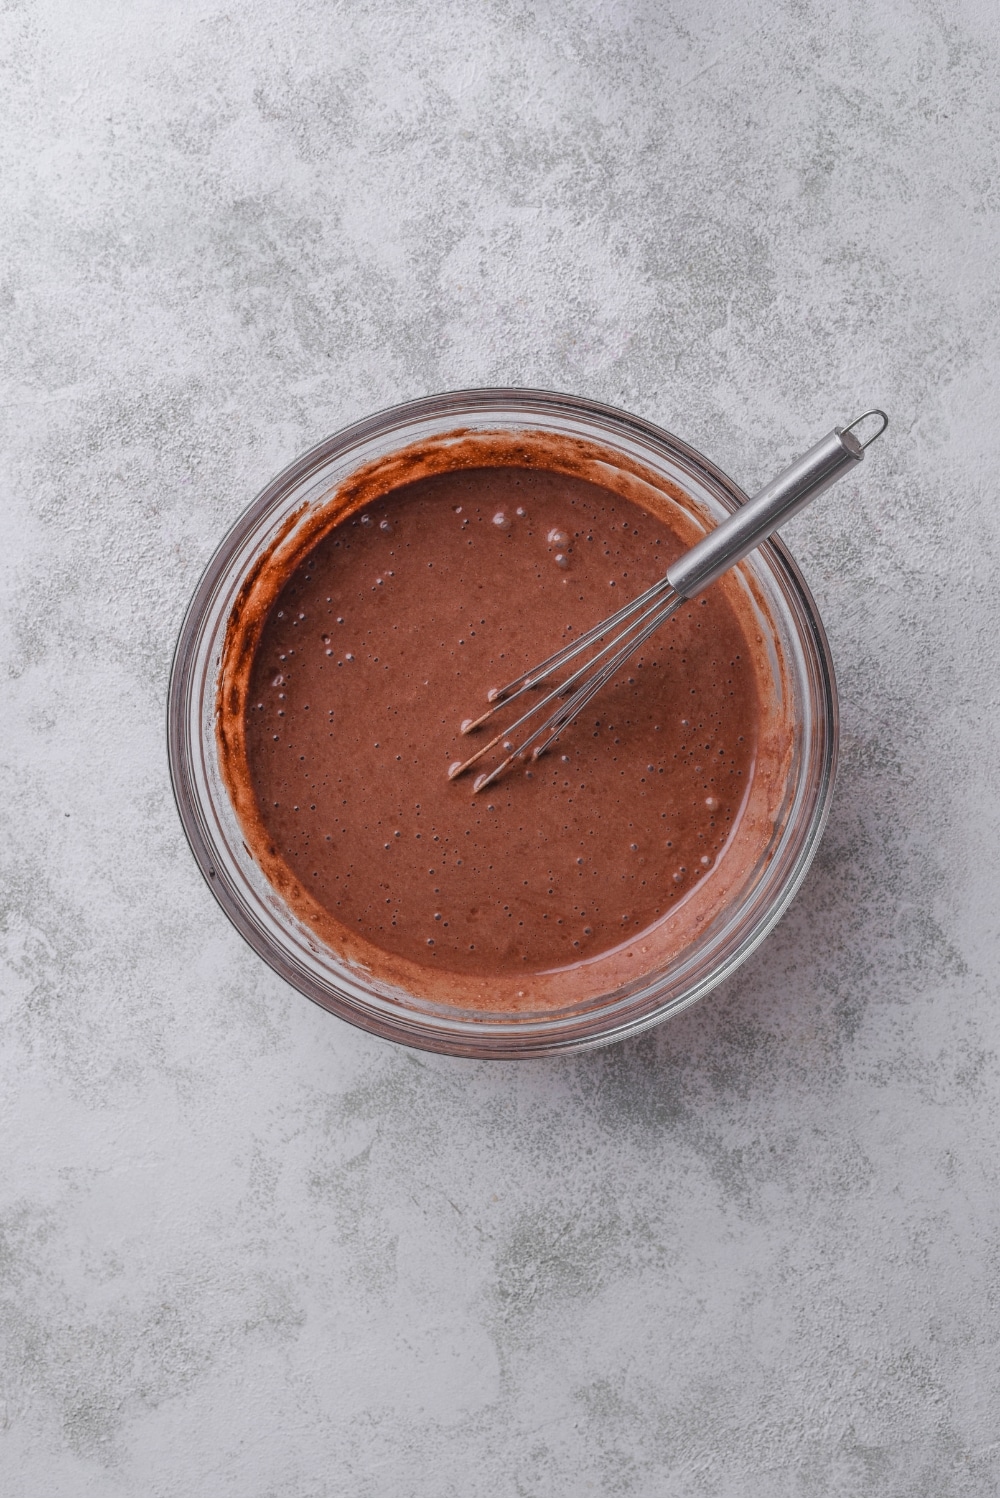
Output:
[[666, 410, 888, 600]]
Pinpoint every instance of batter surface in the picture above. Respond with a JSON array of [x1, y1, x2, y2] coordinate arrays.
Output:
[[239, 465, 760, 981]]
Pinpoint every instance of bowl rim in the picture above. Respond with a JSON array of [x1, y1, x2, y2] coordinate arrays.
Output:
[[167, 386, 838, 1057]]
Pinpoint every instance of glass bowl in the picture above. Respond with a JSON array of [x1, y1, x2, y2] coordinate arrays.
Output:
[[167, 388, 837, 1057]]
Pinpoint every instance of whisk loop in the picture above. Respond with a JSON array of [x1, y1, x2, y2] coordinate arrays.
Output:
[[448, 412, 887, 791]]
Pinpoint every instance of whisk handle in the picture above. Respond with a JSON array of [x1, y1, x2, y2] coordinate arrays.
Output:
[[666, 415, 885, 599]]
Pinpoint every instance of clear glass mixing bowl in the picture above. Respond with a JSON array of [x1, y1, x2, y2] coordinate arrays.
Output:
[[168, 389, 837, 1057]]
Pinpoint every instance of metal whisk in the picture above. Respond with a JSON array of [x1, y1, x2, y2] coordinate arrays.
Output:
[[449, 411, 888, 792]]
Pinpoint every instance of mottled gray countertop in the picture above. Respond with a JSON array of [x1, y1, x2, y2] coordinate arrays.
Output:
[[2, 1, 999, 1495]]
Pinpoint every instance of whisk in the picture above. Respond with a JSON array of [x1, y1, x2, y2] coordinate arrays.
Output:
[[449, 411, 888, 792]]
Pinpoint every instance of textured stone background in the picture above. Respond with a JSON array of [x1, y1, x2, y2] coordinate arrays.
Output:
[[2, 0, 999, 1494]]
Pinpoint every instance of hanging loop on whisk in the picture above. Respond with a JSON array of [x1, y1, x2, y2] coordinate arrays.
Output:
[[843, 409, 889, 449]]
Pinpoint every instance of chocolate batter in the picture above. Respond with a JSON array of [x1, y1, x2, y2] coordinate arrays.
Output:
[[218, 429, 791, 1013]]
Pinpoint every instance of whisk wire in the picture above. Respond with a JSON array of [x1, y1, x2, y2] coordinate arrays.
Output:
[[526, 590, 682, 766], [488, 574, 676, 706], [458, 584, 682, 791]]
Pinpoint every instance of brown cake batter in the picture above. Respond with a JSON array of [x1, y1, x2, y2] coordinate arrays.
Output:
[[217, 430, 792, 1014]]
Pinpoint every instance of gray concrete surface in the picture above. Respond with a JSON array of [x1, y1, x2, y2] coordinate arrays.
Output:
[[2, 0, 999, 1494]]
